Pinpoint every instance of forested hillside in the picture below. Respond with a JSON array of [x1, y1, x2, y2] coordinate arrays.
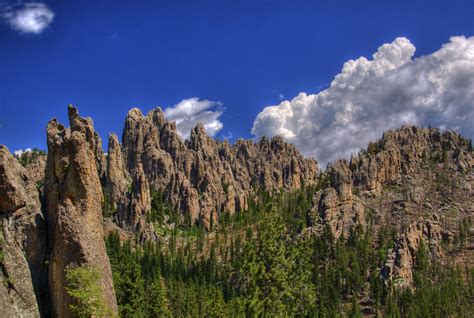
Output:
[[105, 186, 473, 316]]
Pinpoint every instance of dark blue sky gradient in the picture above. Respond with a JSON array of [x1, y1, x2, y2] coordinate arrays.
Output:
[[1, 0, 473, 151]]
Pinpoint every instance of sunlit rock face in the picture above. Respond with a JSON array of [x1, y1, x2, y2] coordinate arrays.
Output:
[[308, 125, 473, 287], [0, 145, 47, 317], [44, 106, 118, 317], [113, 107, 318, 230]]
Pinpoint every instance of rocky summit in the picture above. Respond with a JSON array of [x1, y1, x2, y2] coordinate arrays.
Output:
[[44, 106, 118, 317], [0, 107, 472, 317], [111, 107, 318, 233]]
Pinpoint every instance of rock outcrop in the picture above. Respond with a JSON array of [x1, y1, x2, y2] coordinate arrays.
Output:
[[0, 145, 47, 317], [350, 126, 472, 196], [382, 217, 443, 287], [44, 106, 118, 317], [110, 107, 319, 230], [19, 150, 47, 185], [105, 133, 131, 221], [310, 160, 365, 237], [308, 125, 473, 286]]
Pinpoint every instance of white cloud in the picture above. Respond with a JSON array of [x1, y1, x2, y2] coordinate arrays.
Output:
[[2, 2, 55, 34], [164, 97, 224, 139], [14, 148, 32, 157], [252, 36, 474, 166]]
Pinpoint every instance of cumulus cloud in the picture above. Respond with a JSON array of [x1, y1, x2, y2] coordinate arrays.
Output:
[[252, 36, 474, 166], [14, 148, 32, 157], [2, 2, 54, 34], [164, 97, 224, 139]]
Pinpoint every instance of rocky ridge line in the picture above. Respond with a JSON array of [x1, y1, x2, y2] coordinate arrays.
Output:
[[107, 107, 319, 232], [309, 125, 473, 286]]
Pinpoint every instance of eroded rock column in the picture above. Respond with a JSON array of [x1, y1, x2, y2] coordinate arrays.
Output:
[[44, 106, 118, 317]]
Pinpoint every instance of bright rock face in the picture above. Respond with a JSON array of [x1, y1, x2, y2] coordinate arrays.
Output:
[[310, 160, 365, 238], [308, 125, 473, 285], [350, 126, 472, 195], [44, 106, 118, 317], [112, 107, 319, 230], [382, 218, 443, 287], [105, 133, 131, 221]]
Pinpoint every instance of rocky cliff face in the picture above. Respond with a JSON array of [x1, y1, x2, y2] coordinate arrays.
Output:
[[110, 107, 318, 230], [44, 106, 118, 317], [309, 160, 365, 238], [382, 217, 443, 287], [17, 150, 47, 185], [0, 145, 47, 317], [309, 125, 473, 286], [105, 133, 131, 220]]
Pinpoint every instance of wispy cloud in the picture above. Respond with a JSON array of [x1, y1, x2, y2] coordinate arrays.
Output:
[[221, 131, 233, 140], [272, 90, 285, 100], [164, 97, 224, 140], [2, 2, 55, 34]]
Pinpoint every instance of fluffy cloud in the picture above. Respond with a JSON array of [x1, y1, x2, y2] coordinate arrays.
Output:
[[2, 2, 54, 34], [164, 97, 224, 139], [252, 36, 474, 166], [14, 148, 32, 157]]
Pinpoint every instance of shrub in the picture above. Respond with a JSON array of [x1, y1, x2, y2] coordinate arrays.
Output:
[[65, 265, 113, 317]]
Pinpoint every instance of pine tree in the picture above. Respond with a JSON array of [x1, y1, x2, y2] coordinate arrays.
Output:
[[147, 273, 171, 317], [413, 240, 429, 288], [65, 265, 112, 317], [349, 293, 363, 318], [109, 240, 146, 317]]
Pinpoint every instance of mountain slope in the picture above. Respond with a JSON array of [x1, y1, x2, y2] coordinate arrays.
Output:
[[0, 107, 472, 317]]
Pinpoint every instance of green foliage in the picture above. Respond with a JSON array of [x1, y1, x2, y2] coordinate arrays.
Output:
[[349, 293, 363, 318], [222, 182, 229, 195], [105, 185, 474, 317], [235, 208, 316, 316], [147, 274, 171, 317], [367, 141, 381, 155], [349, 159, 358, 172], [106, 234, 146, 317], [65, 265, 112, 318], [457, 217, 471, 250], [392, 262, 473, 317], [16, 148, 46, 166], [102, 190, 117, 217], [148, 190, 167, 223], [315, 172, 331, 191]]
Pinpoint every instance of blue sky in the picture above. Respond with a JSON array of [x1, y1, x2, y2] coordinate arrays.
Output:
[[1, 0, 473, 164]]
